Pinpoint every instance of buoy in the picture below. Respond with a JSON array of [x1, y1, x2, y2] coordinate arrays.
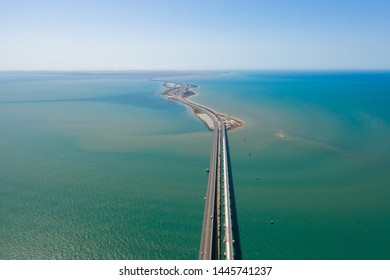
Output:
[[257, 177, 260, 181], [270, 220, 274, 225]]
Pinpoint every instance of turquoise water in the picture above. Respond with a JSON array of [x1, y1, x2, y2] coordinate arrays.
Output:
[[175, 71, 390, 259], [1, 71, 389, 259]]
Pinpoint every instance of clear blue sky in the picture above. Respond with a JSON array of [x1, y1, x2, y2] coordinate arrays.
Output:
[[1, 0, 390, 70]]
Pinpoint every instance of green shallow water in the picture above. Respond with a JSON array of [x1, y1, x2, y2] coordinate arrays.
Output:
[[1, 71, 389, 259], [0, 73, 210, 259]]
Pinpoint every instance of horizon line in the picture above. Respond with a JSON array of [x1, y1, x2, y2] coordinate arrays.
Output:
[[1, 68, 390, 73]]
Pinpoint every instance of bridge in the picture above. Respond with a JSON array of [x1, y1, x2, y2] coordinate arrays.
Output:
[[161, 82, 241, 260]]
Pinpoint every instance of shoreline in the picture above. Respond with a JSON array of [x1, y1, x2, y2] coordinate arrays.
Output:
[[161, 82, 243, 131]]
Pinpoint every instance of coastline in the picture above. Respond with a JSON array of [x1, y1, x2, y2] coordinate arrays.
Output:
[[161, 82, 243, 131]]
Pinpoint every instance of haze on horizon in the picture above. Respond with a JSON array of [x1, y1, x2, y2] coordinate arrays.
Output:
[[1, 0, 390, 71]]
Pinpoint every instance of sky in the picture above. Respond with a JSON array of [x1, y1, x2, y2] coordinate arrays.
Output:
[[1, 0, 390, 70]]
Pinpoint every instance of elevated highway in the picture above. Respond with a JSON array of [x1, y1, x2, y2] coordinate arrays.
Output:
[[161, 82, 238, 260]]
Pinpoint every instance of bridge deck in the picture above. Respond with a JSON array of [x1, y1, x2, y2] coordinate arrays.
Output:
[[162, 82, 236, 260]]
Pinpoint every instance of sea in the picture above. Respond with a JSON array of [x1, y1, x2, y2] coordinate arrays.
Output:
[[0, 70, 389, 260]]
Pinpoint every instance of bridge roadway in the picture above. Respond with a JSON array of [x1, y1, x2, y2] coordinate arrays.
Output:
[[167, 83, 234, 260], [199, 117, 220, 260], [221, 123, 234, 260], [198, 112, 234, 260]]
